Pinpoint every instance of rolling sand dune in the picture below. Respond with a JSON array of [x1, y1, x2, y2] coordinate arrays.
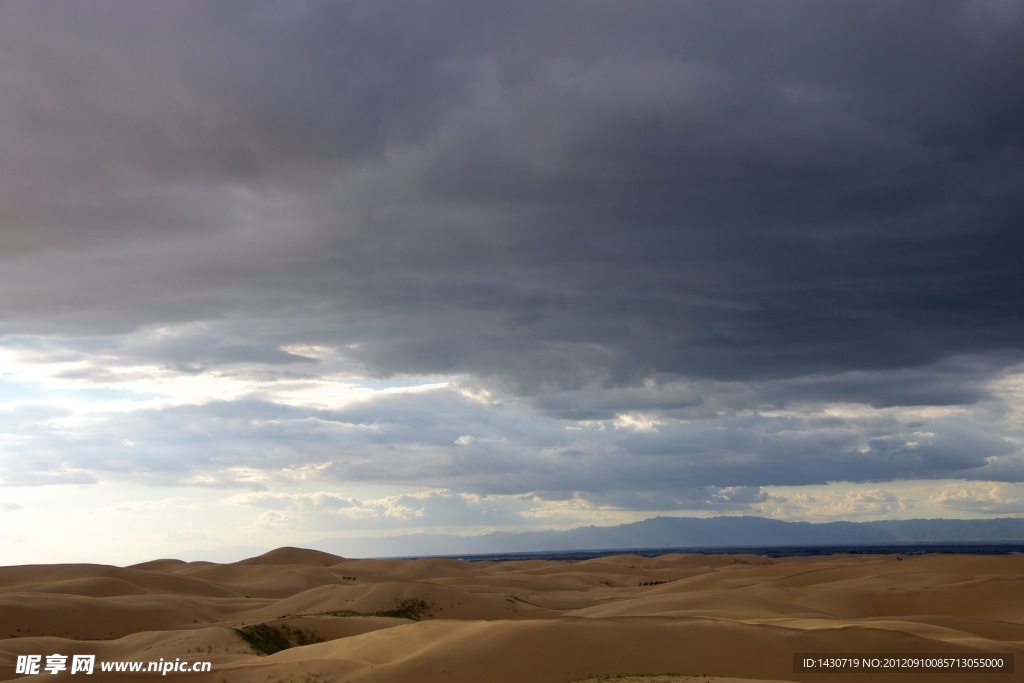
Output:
[[1, 550, 1021, 682]]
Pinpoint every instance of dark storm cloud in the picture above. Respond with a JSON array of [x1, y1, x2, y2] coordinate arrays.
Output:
[[2, 0, 1023, 504], [754, 356, 1009, 409], [2, 0, 1021, 398]]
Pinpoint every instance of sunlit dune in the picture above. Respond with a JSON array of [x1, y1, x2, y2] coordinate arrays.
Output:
[[1, 549, 1021, 682]]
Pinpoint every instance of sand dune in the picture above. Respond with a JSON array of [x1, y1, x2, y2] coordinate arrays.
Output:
[[1, 549, 1021, 682]]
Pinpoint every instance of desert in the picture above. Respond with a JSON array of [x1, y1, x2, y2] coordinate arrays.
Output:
[[1, 548, 1020, 682]]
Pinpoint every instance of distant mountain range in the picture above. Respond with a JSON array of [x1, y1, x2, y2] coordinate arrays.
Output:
[[312, 516, 1024, 558]]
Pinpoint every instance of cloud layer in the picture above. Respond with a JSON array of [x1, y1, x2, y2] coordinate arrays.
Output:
[[1, 1, 1023, 557]]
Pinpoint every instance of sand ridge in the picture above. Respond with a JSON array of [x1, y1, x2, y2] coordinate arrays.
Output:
[[1, 550, 1021, 682]]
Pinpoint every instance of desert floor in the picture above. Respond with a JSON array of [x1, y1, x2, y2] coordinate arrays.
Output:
[[1, 548, 1021, 682]]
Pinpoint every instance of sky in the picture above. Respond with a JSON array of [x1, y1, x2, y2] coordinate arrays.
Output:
[[1, 0, 1023, 564]]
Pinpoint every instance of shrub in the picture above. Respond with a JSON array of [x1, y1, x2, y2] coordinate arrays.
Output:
[[233, 623, 324, 655]]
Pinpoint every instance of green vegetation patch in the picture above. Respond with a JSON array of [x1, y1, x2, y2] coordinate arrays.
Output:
[[233, 623, 324, 655], [315, 597, 436, 621], [375, 597, 435, 620]]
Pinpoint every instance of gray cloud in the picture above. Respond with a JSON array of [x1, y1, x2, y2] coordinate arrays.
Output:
[[4, 381, 1020, 508], [1, 2, 1022, 518], [0, 1, 1020, 395]]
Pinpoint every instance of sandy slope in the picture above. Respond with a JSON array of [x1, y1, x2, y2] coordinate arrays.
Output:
[[1, 549, 1021, 682]]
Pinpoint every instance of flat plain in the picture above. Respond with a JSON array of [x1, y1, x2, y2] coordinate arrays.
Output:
[[1, 548, 1021, 682]]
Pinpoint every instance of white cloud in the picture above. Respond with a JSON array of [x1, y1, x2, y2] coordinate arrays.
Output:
[[754, 488, 913, 521], [931, 482, 1024, 515]]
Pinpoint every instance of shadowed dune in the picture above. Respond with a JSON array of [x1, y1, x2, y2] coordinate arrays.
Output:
[[1, 551, 1021, 682]]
